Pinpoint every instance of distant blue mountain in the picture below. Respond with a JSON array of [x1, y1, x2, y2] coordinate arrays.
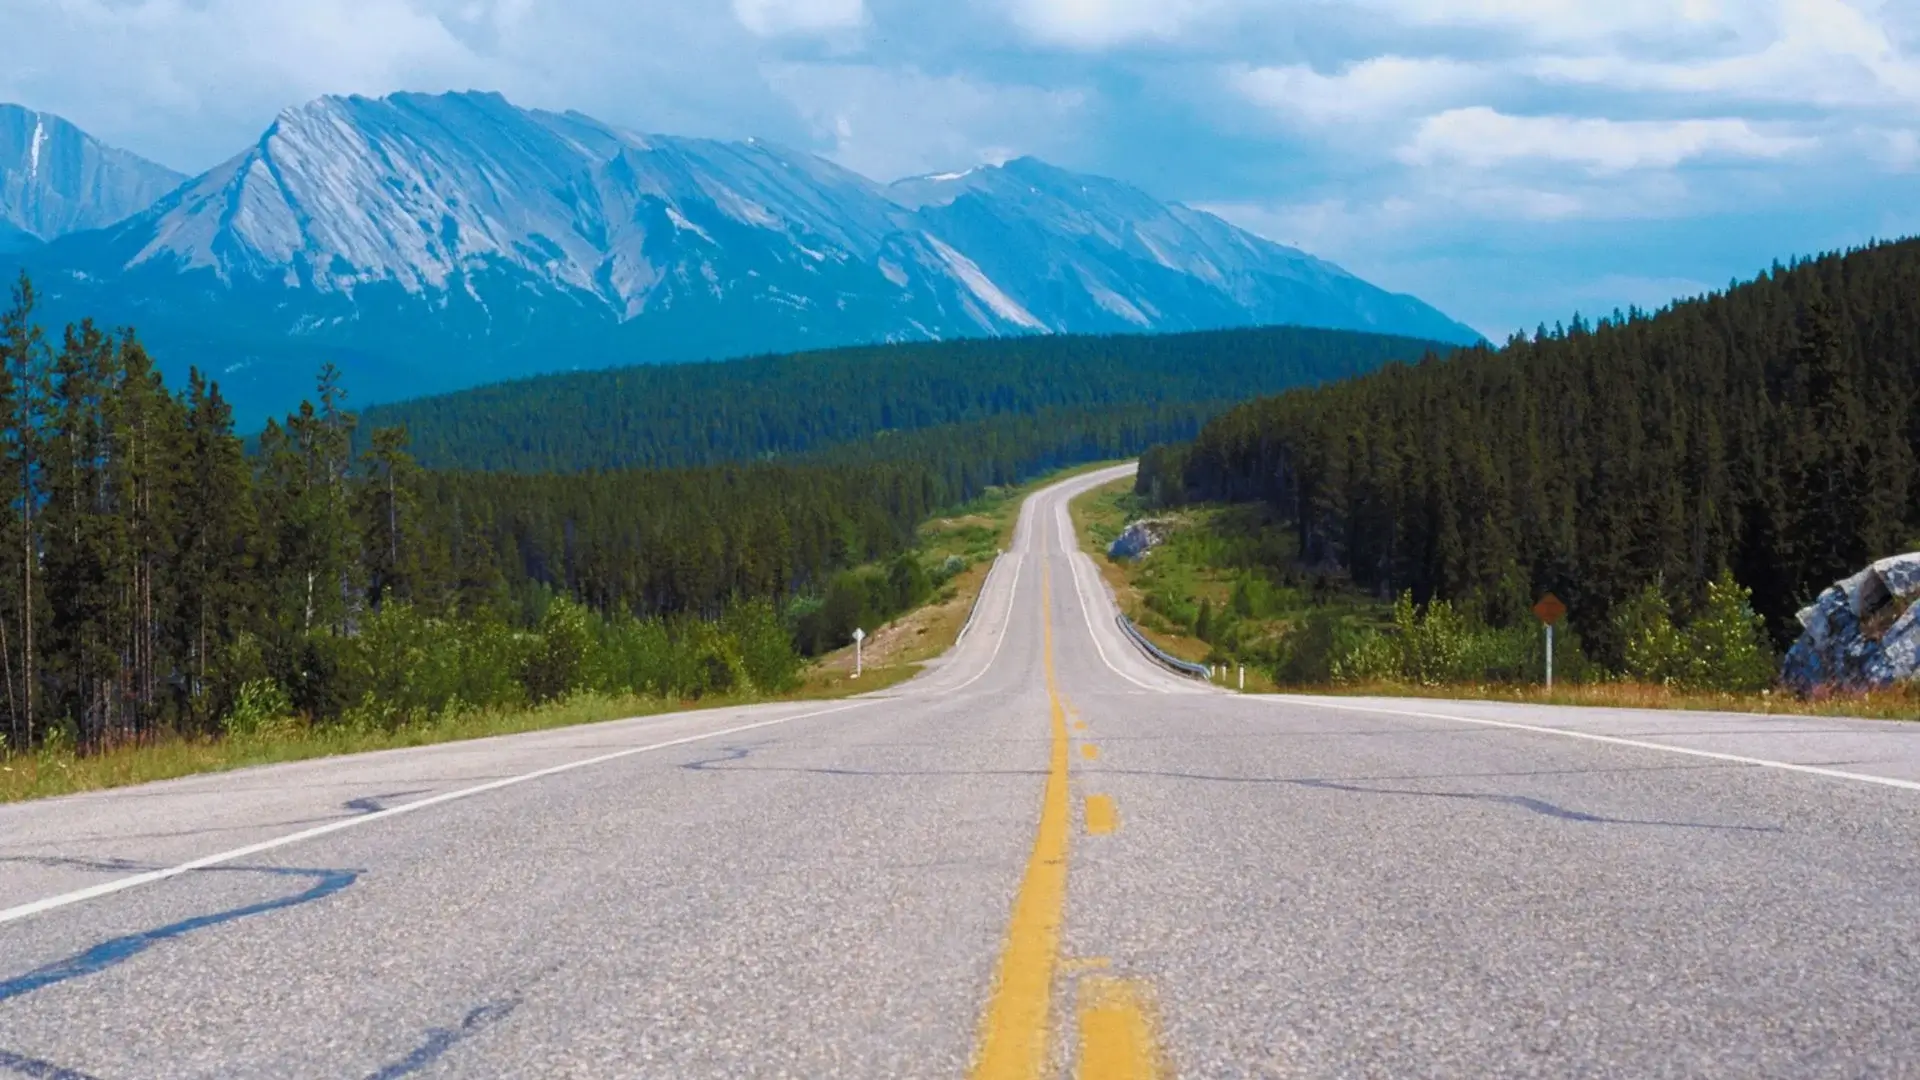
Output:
[[6, 91, 1480, 422], [0, 105, 184, 244]]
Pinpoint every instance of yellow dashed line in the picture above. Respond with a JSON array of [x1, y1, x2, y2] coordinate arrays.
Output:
[[1081, 744, 1099, 761], [967, 566, 1072, 1080], [1061, 956, 1112, 974], [1076, 976, 1163, 1079], [1084, 795, 1117, 836]]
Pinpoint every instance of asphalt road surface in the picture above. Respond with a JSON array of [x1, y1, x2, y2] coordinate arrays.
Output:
[[3, 464, 1919, 1079]]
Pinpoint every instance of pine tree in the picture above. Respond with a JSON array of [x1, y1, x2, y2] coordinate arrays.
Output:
[[358, 425, 424, 609], [1788, 296, 1872, 601], [176, 369, 254, 729], [0, 274, 42, 750]]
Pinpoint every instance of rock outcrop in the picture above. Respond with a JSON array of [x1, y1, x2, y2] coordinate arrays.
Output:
[[1782, 553, 1920, 692], [1107, 519, 1177, 561]]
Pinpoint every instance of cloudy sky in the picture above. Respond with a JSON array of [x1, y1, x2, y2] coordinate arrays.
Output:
[[4, 0, 1918, 337]]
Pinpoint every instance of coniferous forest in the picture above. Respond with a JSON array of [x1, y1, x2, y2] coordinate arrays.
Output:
[[1141, 240, 1920, 670], [0, 274, 1419, 754], [363, 325, 1453, 472]]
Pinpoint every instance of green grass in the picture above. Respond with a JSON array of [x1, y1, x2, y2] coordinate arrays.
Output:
[[1, 461, 1123, 804], [1071, 477, 1920, 720], [1071, 478, 1387, 676]]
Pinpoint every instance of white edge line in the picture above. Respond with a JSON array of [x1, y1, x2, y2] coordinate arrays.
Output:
[[0, 700, 877, 927], [954, 553, 998, 645], [1050, 486, 1172, 695], [945, 552, 1024, 696], [1256, 695, 1920, 794]]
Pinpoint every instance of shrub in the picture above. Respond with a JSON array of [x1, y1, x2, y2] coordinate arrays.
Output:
[[1329, 628, 1399, 684], [1614, 581, 1686, 684], [1679, 570, 1775, 691], [722, 599, 803, 693], [225, 678, 297, 739], [523, 596, 595, 703], [933, 554, 968, 586]]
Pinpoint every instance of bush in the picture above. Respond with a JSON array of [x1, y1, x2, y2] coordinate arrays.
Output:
[[225, 678, 297, 739], [1679, 570, 1775, 691], [523, 597, 595, 703], [1317, 591, 1598, 687], [722, 600, 803, 693], [932, 554, 968, 587], [887, 554, 933, 612], [1611, 573, 1775, 691], [1328, 627, 1399, 684], [1273, 610, 1381, 684], [1613, 581, 1687, 684]]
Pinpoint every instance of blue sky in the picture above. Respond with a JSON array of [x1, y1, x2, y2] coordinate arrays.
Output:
[[4, 0, 1918, 338]]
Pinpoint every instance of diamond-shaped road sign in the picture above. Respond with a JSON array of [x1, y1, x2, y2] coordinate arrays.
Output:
[[852, 628, 866, 643], [1533, 593, 1567, 626]]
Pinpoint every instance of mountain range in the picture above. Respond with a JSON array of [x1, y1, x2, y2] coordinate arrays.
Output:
[[0, 105, 184, 252], [1, 92, 1481, 421]]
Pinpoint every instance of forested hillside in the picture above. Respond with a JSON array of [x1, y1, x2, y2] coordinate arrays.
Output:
[[1144, 239, 1920, 664], [0, 273, 1288, 755], [364, 326, 1452, 472]]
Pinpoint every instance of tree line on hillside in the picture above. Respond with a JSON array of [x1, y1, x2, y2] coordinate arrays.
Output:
[[0, 274, 1227, 753], [1140, 240, 1920, 675], [364, 326, 1454, 472]]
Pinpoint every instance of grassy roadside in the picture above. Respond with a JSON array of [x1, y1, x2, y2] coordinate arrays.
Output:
[[1, 462, 1122, 804], [807, 459, 1122, 684], [1069, 476, 1920, 720]]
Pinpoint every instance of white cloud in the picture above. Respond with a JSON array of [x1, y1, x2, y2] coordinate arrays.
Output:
[[731, 0, 866, 37], [764, 63, 1089, 180], [1530, 0, 1920, 107], [1353, 0, 1747, 48], [1401, 107, 1814, 173], [1005, 0, 1221, 48], [0, 0, 803, 170], [1231, 56, 1486, 126]]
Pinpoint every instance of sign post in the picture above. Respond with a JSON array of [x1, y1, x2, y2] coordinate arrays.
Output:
[[852, 627, 866, 679], [1532, 593, 1567, 688]]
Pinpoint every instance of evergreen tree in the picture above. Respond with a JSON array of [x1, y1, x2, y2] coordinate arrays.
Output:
[[176, 370, 254, 728], [0, 273, 43, 750]]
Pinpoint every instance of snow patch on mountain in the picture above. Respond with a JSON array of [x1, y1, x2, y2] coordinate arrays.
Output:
[[924, 234, 1046, 331], [0, 104, 185, 242], [13, 90, 1483, 416]]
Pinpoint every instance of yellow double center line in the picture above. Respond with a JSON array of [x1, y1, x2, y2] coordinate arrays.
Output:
[[968, 563, 1159, 1079], [968, 566, 1073, 1079]]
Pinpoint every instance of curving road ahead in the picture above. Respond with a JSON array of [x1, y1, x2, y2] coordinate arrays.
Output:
[[3, 464, 1920, 1078]]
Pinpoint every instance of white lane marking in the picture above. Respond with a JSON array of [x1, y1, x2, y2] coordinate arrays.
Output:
[[0, 701, 879, 927], [955, 552, 1001, 645], [944, 553, 1026, 696], [1257, 695, 1920, 794], [1048, 489, 1179, 695]]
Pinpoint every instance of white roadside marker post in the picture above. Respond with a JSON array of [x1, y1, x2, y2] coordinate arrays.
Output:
[[853, 627, 865, 679], [1238, 665, 1245, 691]]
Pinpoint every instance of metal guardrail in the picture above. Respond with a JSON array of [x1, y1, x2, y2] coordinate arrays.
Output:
[[1114, 613, 1211, 680]]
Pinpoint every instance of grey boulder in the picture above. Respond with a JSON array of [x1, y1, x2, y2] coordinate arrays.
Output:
[[1108, 519, 1177, 561], [1782, 553, 1920, 693]]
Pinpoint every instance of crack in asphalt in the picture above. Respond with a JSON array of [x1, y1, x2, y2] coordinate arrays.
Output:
[[0, 866, 360, 1006], [680, 746, 1777, 831], [0, 1047, 104, 1080], [361, 998, 522, 1080], [343, 790, 431, 815]]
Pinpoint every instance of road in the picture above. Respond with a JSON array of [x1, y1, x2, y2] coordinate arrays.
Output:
[[3, 463, 1919, 1078]]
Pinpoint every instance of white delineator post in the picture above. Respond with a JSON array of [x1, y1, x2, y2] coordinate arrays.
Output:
[[1545, 623, 1554, 689], [1238, 665, 1245, 691], [853, 627, 866, 679]]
